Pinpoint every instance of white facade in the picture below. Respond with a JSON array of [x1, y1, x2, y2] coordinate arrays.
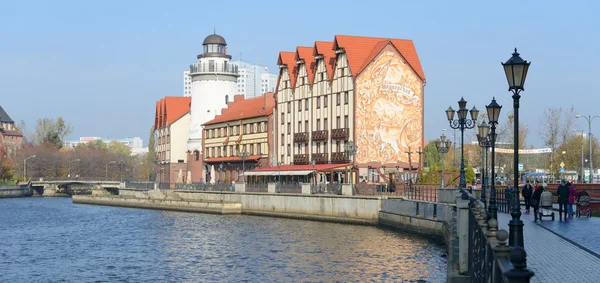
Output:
[[231, 60, 278, 98], [64, 136, 144, 150], [183, 71, 191, 97], [187, 33, 239, 153]]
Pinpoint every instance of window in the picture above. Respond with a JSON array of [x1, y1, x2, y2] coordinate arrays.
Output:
[[319, 73, 324, 81], [287, 102, 291, 113], [243, 124, 247, 134], [250, 124, 254, 134], [336, 116, 341, 128], [257, 143, 261, 155], [305, 143, 308, 154], [281, 112, 285, 125], [316, 119, 321, 131], [298, 100, 301, 111], [211, 147, 215, 157], [258, 123, 262, 132], [194, 151, 200, 161], [336, 141, 341, 152], [249, 144, 254, 154], [297, 144, 302, 154], [324, 95, 328, 108], [287, 145, 291, 156], [298, 121, 302, 132], [281, 134, 285, 146], [281, 154, 284, 162], [317, 96, 321, 108], [324, 118, 328, 130], [305, 99, 309, 110], [265, 122, 268, 132], [345, 92, 349, 104], [287, 123, 291, 133], [316, 142, 320, 153], [243, 144, 247, 152], [324, 142, 328, 153], [217, 147, 221, 157], [305, 121, 309, 132], [336, 93, 340, 105], [230, 145, 234, 156], [345, 115, 349, 128], [223, 146, 227, 157]]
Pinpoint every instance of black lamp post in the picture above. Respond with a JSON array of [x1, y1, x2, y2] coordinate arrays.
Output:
[[446, 98, 479, 189], [344, 140, 359, 185], [434, 135, 452, 189], [486, 98, 502, 220], [477, 121, 491, 209], [503, 48, 531, 248], [238, 150, 249, 183]]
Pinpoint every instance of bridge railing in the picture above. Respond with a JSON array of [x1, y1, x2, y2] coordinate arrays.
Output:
[[33, 177, 120, 182]]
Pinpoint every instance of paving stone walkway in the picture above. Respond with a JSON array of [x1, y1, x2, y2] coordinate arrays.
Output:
[[497, 211, 600, 282]]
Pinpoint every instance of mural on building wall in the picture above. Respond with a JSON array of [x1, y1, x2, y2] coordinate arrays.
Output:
[[355, 44, 423, 165]]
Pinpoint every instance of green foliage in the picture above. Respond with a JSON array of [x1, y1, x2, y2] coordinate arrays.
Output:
[[78, 140, 108, 150], [465, 165, 475, 184], [34, 117, 72, 148], [423, 141, 441, 169], [107, 140, 131, 156]]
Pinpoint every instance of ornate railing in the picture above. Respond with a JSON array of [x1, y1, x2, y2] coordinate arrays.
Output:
[[312, 153, 328, 164], [294, 132, 309, 142], [125, 181, 155, 190], [331, 128, 349, 140], [331, 152, 348, 163], [174, 182, 234, 191], [246, 183, 268, 193], [293, 154, 309, 165], [311, 130, 328, 141], [310, 183, 342, 195], [189, 62, 238, 74], [276, 182, 302, 194]]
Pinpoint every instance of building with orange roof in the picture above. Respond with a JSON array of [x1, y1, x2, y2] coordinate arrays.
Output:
[[273, 35, 426, 185], [0, 105, 23, 155], [200, 93, 276, 183], [154, 96, 191, 185]]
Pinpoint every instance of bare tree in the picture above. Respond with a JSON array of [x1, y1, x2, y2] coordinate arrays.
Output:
[[539, 106, 577, 173]]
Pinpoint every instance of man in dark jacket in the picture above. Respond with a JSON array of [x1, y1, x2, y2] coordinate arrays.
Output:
[[557, 179, 570, 220], [522, 181, 534, 213]]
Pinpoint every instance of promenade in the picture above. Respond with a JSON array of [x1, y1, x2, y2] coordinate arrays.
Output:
[[497, 210, 600, 282]]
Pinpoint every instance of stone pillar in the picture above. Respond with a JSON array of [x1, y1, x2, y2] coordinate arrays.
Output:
[[91, 185, 109, 196], [43, 184, 58, 197], [456, 197, 470, 274], [301, 183, 311, 194], [268, 183, 276, 194], [235, 182, 246, 193], [342, 184, 353, 196]]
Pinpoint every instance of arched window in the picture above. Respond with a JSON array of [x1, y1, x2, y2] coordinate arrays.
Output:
[[194, 150, 200, 161]]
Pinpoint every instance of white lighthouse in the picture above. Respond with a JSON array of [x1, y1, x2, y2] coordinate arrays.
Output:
[[187, 33, 239, 154]]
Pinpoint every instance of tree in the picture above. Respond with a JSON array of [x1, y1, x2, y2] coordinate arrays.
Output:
[[494, 110, 529, 177], [144, 126, 157, 181], [539, 106, 576, 171], [34, 117, 72, 148], [107, 140, 131, 157], [423, 140, 441, 169], [78, 139, 108, 151]]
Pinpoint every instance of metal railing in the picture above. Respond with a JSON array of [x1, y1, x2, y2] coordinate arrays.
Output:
[[125, 181, 155, 190], [246, 183, 268, 193], [354, 183, 439, 202], [310, 183, 342, 195], [276, 182, 302, 194], [174, 182, 234, 191], [189, 62, 238, 74]]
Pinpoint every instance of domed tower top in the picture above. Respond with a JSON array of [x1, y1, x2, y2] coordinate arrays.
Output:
[[198, 31, 231, 59]]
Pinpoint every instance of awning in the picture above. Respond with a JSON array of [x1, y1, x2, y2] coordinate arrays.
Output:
[[241, 171, 275, 176], [278, 170, 313, 176], [241, 170, 313, 176]]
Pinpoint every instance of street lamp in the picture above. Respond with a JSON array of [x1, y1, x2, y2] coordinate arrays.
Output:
[[434, 134, 452, 189], [576, 114, 600, 183], [344, 140, 359, 185], [502, 48, 531, 248], [477, 121, 491, 208], [486, 98, 502, 220], [23, 155, 36, 182], [219, 163, 223, 191], [446, 97, 479, 188], [572, 130, 585, 183], [277, 162, 282, 188], [68, 159, 80, 178], [311, 159, 316, 188], [238, 150, 249, 183], [106, 161, 116, 179], [119, 159, 125, 183]]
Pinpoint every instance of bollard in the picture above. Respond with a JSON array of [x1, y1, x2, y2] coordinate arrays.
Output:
[[504, 246, 534, 283], [493, 229, 511, 259], [487, 218, 498, 244]]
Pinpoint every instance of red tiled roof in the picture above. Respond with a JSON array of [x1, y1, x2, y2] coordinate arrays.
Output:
[[314, 41, 336, 82], [333, 35, 425, 81], [295, 46, 316, 85], [2, 130, 22, 137], [203, 93, 275, 125], [204, 155, 262, 163], [154, 96, 191, 129], [277, 52, 297, 89], [252, 163, 350, 172]]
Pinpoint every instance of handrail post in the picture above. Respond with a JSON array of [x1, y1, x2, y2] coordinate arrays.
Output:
[[456, 191, 470, 274], [504, 246, 534, 283]]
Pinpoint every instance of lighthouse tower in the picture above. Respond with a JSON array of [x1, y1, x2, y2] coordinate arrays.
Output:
[[187, 33, 239, 154]]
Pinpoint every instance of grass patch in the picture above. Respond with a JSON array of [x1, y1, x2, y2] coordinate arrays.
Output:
[[0, 181, 18, 186]]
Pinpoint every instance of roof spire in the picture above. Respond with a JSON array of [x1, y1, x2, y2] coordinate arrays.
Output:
[[214, 26, 216, 34]]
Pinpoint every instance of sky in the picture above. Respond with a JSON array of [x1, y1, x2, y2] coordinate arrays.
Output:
[[1, 0, 599, 147]]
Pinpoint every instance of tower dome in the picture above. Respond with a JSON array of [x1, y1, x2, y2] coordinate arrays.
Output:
[[198, 32, 231, 59]]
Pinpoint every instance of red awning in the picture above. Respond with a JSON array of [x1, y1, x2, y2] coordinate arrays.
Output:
[[251, 163, 351, 172], [204, 155, 261, 163]]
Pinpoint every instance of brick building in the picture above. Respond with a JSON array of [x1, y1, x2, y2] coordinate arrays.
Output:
[[0, 105, 23, 154], [154, 97, 191, 185]]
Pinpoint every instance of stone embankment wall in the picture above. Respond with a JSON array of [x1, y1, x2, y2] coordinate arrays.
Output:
[[0, 186, 32, 198]]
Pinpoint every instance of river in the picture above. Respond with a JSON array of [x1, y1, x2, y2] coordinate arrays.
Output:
[[0, 198, 447, 282]]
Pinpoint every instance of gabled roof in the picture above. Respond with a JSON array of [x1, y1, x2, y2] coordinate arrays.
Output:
[[314, 41, 336, 82], [333, 35, 425, 81], [154, 96, 191, 129], [203, 93, 275, 126], [295, 46, 316, 85], [277, 52, 297, 88], [0, 105, 15, 123]]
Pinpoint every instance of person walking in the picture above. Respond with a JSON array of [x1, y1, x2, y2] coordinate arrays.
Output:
[[567, 182, 577, 218], [557, 179, 570, 220], [505, 185, 514, 212], [522, 181, 534, 213], [532, 183, 545, 221]]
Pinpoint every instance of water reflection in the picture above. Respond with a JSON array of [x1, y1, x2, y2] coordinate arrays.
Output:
[[0, 198, 446, 282]]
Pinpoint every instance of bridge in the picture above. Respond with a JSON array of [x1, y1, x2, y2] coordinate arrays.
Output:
[[29, 179, 121, 197]]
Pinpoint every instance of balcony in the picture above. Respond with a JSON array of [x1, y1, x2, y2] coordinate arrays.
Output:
[[312, 130, 329, 141], [189, 62, 239, 75], [294, 132, 309, 142], [294, 154, 309, 165], [312, 153, 328, 164], [331, 128, 349, 140], [331, 152, 349, 163]]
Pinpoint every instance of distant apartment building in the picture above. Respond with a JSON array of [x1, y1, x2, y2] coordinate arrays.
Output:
[[64, 137, 143, 150], [250, 35, 426, 185], [154, 96, 191, 185], [231, 60, 278, 98], [0, 105, 23, 154], [200, 93, 275, 183], [183, 70, 192, 97]]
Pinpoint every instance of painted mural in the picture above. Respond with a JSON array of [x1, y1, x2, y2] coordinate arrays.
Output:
[[355, 44, 423, 165]]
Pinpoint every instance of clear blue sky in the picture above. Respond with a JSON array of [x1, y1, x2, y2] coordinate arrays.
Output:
[[1, 0, 599, 147]]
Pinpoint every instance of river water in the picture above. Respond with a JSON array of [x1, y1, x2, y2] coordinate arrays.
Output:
[[0, 198, 447, 282]]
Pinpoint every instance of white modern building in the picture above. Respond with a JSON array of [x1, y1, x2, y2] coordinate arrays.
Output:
[[230, 60, 278, 98], [65, 137, 143, 149], [183, 70, 192, 97]]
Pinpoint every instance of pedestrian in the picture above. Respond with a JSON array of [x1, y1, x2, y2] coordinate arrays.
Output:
[[567, 182, 577, 218], [532, 183, 545, 221], [522, 181, 534, 213], [505, 185, 514, 211], [557, 179, 570, 220]]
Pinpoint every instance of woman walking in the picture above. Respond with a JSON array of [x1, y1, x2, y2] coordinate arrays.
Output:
[[567, 182, 577, 218], [532, 183, 545, 221]]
